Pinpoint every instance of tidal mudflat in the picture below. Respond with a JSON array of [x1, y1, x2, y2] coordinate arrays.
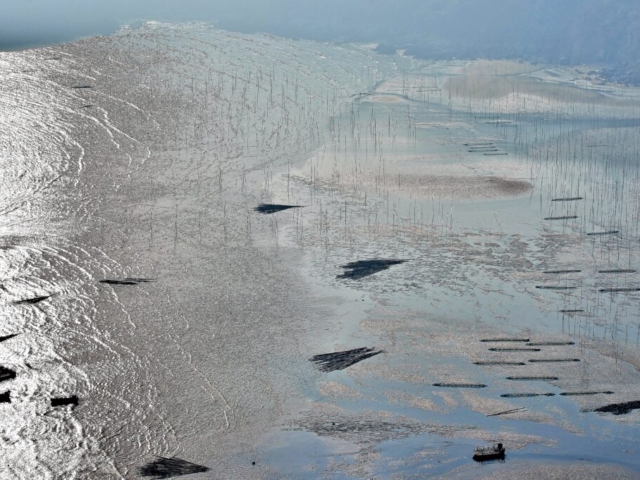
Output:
[[2, 23, 640, 479]]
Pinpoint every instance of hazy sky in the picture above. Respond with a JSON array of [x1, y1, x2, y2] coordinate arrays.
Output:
[[2, 0, 638, 74]]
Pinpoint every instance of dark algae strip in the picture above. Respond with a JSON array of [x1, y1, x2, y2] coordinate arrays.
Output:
[[14, 295, 51, 305], [529, 359, 580, 363], [594, 400, 640, 415], [474, 361, 526, 366], [100, 278, 154, 286], [536, 286, 577, 290], [310, 347, 383, 372], [0, 367, 17, 383], [561, 391, 614, 396], [139, 457, 210, 478], [599, 288, 640, 293], [0, 391, 9, 403], [598, 269, 636, 274], [587, 230, 619, 236], [489, 348, 541, 352], [501, 393, 555, 398], [432, 383, 486, 388], [507, 376, 559, 381], [337, 259, 405, 280], [543, 269, 581, 274], [254, 203, 302, 214], [51, 396, 79, 407], [480, 338, 529, 343]]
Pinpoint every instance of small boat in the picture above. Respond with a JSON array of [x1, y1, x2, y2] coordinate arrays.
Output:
[[473, 443, 505, 461]]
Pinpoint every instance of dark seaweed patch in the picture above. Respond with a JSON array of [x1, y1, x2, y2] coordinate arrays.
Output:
[[474, 361, 526, 366], [501, 393, 555, 398], [560, 391, 614, 396], [552, 197, 583, 202], [594, 400, 640, 415], [0, 334, 18, 343], [535, 286, 577, 290], [543, 270, 581, 274], [598, 269, 636, 274], [310, 347, 383, 372], [432, 383, 486, 388], [51, 396, 78, 407], [254, 203, 302, 214], [139, 457, 210, 478], [14, 295, 51, 305], [526, 342, 575, 346], [529, 359, 580, 363], [0, 391, 9, 403], [100, 278, 154, 286], [489, 348, 541, 352], [337, 259, 406, 280], [544, 216, 578, 220], [506, 376, 559, 381], [480, 338, 529, 343], [0, 367, 16, 383], [599, 288, 640, 293], [586, 230, 619, 236]]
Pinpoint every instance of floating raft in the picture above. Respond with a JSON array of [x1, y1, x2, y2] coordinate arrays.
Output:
[[254, 203, 302, 214], [506, 376, 559, 381], [0, 334, 18, 343], [337, 259, 406, 280], [433, 383, 486, 388], [51, 396, 79, 407], [594, 400, 640, 415], [14, 295, 51, 305], [0, 367, 16, 383], [310, 347, 383, 372], [139, 457, 210, 478]]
